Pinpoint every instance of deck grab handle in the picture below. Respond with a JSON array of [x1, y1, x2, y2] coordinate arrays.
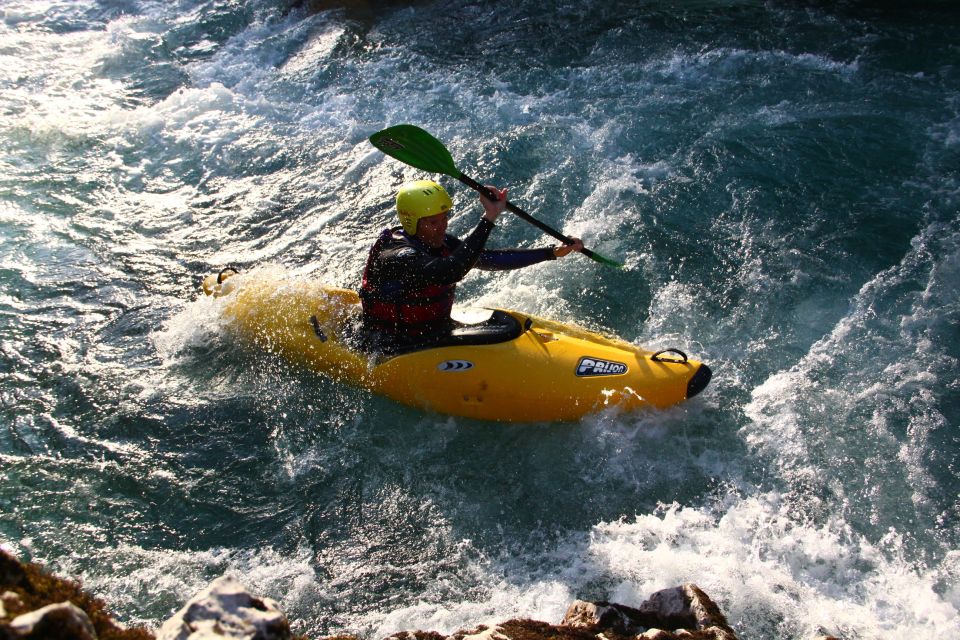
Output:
[[217, 266, 240, 284], [651, 348, 688, 363]]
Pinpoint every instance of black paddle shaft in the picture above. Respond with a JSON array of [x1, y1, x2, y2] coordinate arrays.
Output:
[[457, 173, 606, 261]]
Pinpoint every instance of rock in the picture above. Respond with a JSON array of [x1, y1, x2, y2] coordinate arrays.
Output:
[[636, 586, 698, 630], [7, 601, 97, 640], [1, 549, 742, 640], [684, 583, 736, 639], [562, 584, 736, 640], [382, 632, 443, 640], [497, 619, 601, 640], [1, 590, 24, 613], [156, 575, 291, 640], [452, 626, 510, 640], [562, 600, 661, 634], [382, 589, 738, 640], [0, 554, 29, 593], [387, 620, 600, 640]]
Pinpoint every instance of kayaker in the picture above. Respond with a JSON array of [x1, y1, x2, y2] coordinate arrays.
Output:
[[359, 179, 583, 344]]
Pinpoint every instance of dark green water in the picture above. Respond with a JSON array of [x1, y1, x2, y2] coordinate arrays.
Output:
[[1, 1, 958, 638]]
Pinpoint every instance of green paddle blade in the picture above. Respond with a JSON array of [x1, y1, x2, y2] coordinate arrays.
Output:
[[369, 124, 462, 178]]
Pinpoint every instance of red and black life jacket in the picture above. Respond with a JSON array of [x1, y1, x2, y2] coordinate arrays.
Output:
[[359, 229, 457, 336]]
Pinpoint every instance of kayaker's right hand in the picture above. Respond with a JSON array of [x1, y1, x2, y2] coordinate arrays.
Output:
[[480, 185, 507, 223], [553, 238, 584, 258]]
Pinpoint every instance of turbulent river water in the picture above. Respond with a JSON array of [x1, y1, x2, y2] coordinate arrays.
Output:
[[1, 1, 958, 638]]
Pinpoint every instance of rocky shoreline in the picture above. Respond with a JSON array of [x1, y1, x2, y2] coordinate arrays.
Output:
[[0, 550, 743, 640]]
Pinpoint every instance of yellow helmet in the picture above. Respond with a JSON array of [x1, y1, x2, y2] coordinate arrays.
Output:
[[396, 180, 453, 235]]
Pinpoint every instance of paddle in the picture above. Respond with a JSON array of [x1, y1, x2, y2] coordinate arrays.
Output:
[[369, 124, 623, 268]]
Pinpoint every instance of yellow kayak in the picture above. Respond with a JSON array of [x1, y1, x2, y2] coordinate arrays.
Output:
[[202, 267, 711, 422]]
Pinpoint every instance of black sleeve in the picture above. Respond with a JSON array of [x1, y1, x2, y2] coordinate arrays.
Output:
[[476, 247, 556, 271]]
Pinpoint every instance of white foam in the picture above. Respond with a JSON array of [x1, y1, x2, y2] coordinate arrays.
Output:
[[0, 0, 97, 26], [56, 543, 323, 630], [364, 579, 574, 638], [641, 279, 712, 349], [152, 293, 224, 364], [280, 25, 347, 76], [743, 216, 960, 484], [646, 47, 859, 82], [579, 497, 958, 638], [352, 489, 958, 639]]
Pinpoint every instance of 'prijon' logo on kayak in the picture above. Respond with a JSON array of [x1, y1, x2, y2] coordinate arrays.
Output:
[[576, 357, 628, 377], [438, 360, 474, 372]]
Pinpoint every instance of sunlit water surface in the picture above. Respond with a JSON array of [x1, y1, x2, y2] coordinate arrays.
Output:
[[1, 1, 958, 638]]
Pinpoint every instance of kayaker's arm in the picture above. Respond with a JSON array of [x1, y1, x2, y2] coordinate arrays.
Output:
[[475, 236, 584, 271], [476, 247, 556, 271], [454, 185, 580, 272]]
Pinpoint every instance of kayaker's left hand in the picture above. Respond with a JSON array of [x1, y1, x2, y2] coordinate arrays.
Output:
[[480, 185, 508, 222], [553, 238, 584, 258]]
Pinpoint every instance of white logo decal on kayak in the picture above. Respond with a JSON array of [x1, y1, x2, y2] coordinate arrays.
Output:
[[438, 360, 474, 372], [576, 357, 628, 377]]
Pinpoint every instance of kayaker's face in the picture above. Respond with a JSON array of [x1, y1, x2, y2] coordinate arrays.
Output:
[[415, 211, 449, 248]]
